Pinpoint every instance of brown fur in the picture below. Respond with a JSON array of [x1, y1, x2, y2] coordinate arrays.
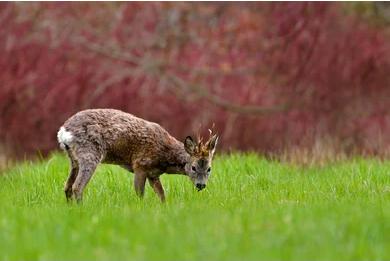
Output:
[[58, 109, 218, 202]]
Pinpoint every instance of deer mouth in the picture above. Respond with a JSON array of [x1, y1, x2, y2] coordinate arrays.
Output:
[[196, 183, 206, 191]]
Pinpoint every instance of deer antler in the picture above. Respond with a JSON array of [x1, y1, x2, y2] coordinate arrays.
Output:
[[208, 123, 216, 139]]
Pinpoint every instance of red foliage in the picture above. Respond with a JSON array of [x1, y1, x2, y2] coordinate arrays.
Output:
[[0, 2, 389, 157]]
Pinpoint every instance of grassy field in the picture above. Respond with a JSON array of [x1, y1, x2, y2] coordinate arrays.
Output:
[[0, 153, 389, 261]]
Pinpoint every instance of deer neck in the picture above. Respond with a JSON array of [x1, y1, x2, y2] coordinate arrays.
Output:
[[163, 141, 190, 175]]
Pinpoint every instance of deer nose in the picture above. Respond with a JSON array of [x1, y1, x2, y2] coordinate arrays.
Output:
[[196, 183, 206, 191]]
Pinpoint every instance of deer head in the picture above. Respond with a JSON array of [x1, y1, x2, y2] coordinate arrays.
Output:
[[183, 130, 219, 191]]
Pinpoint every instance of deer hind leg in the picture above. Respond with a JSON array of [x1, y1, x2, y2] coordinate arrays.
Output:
[[64, 151, 79, 201], [148, 177, 165, 202], [71, 148, 102, 202]]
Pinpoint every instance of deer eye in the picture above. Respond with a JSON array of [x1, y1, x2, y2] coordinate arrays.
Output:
[[207, 167, 211, 172], [191, 166, 196, 172]]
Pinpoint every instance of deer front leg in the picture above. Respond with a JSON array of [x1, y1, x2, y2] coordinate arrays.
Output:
[[134, 171, 147, 198], [148, 177, 165, 202]]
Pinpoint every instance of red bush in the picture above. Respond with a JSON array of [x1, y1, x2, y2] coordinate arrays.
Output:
[[0, 2, 389, 157]]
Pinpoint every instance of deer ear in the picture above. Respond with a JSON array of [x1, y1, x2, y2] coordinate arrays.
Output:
[[184, 136, 196, 155], [207, 134, 219, 154]]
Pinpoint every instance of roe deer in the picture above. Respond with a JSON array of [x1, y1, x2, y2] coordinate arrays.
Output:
[[57, 109, 218, 202]]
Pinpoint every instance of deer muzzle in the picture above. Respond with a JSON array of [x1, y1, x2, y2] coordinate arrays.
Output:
[[196, 183, 206, 191]]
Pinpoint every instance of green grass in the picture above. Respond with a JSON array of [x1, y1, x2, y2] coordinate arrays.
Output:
[[0, 153, 389, 261]]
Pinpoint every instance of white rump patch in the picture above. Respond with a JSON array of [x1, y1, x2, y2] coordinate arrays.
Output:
[[57, 127, 73, 149]]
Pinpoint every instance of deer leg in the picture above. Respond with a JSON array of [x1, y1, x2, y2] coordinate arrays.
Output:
[[64, 152, 78, 201], [134, 171, 147, 198], [71, 151, 101, 203], [65, 166, 79, 201], [148, 177, 165, 202]]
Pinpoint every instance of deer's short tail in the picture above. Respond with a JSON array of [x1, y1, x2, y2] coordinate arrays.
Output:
[[57, 126, 73, 151]]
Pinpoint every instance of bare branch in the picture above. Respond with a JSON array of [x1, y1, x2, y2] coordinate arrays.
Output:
[[77, 41, 289, 115], [83, 69, 138, 108], [74, 37, 141, 65], [165, 72, 289, 115]]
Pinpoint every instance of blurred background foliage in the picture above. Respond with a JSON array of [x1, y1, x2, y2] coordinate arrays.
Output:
[[0, 2, 389, 161]]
